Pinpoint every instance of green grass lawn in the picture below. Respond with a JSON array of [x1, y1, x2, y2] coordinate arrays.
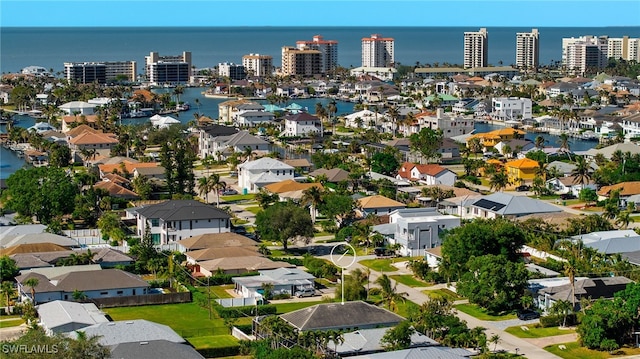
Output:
[[545, 342, 640, 359], [454, 303, 517, 321], [0, 318, 24, 328], [221, 194, 255, 202], [206, 284, 234, 299], [366, 296, 418, 318], [505, 324, 575, 338], [273, 301, 324, 314], [359, 258, 413, 272], [390, 275, 431, 288], [422, 288, 461, 302], [244, 206, 261, 214], [187, 335, 239, 349]]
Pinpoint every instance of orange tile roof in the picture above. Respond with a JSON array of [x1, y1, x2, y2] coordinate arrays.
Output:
[[94, 181, 139, 198], [62, 115, 98, 124], [598, 181, 640, 197], [65, 124, 99, 137], [132, 89, 154, 102], [263, 179, 322, 194], [358, 195, 405, 209], [69, 131, 118, 145], [98, 161, 159, 174], [505, 158, 539, 169], [413, 164, 449, 176]]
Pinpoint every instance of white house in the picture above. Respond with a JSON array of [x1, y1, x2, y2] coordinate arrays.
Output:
[[280, 112, 321, 137], [349, 66, 397, 81], [232, 268, 316, 298], [235, 111, 275, 127], [58, 101, 96, 115], [37, 300, 109, 335], [491, 97, 532, 121], [396, 162, 457, 186], [344, 109, 389, 130], [135, 200, 231, 245], [150, 114, 181, 129], [374, 208, 461, 257], [546, 176, 596, 197], [410, 109, 475, 138], [237, 157, 295, 193]]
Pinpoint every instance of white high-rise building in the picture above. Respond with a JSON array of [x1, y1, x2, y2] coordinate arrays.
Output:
[[607, 36, 640, 62], [516, 29, 539, 69], [464, 28, 488, 69], [296, 35, 338, 73], [361, 34, 394, 68], [242, 54, 273, 77], [562, 36, 608, 74]]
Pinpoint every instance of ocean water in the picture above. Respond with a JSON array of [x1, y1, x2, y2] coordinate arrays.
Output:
[[2, 26, 639, 73]]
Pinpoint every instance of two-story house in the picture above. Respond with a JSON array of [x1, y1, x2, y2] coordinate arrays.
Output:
[[202, 131, 270, 161], [237, 157, 295, 193], [280, 112, 321, 137], [396, 162, 457, 186], [505, 158, 539, 185], [374, 208, 461, 257], [135, 200, 231, 245]]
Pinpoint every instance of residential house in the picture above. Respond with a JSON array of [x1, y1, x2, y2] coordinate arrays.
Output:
[[149, 114, 180, 129], [547, 160, 599, 177], [545, 82, 580, 98], [203, 130, 270, 161], [396, 162, 457, 186], [344, 109, 389, 130], [283, 158, 313, 173], [94, 180, 139, 200], [494, 139, 535, 157], [10, 247, 132, 270], [546, 176, 596, 197], [309, 168, 351, 183], [37, 300, 108, 335], [357, 195, 406, 217], [134, 200, 231, 245], [505, 158, 539, 185], [597, 181, 640, 207], [67, 130, 119, 158], [237, 157, 295, 193], [58, 101, 96, 115], [16, 269, 150, 304], [98, 160, 161, 178], [373, 208, 461, 257], [109, 340, 205, 359], [218, 99, 256, 123], [197, 256, 293, 276], [184, 246, 260, 264], [1, 233, 78, 248], [72, 319, 186, 347], [61, 114, 99, 133], [235, 110, 275, 127], [407, 109, 474, 138], [466, 128, 525, 150], [281, 112, 321, 137], [491, 97, 533, 121], [263, 179, 323, 201], [572, 229, 640, 254], [348, 347, 474, 359], [133, 166, 166, 180], [333, 327, 438, 357], [176, 232, 258, 252], [537, 276, 633, 312], [584, 142, 640, 160], [197, 124, 240, 159], [233, 267, 316, 298], [468, 192, 562, 219]]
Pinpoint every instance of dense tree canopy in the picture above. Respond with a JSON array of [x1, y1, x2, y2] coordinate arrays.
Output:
[[409, 128, 443, 163], [318, 193, 355, 227], [256, 202, 314, 250], [4, 167, 79, 224], [440, 218, 527, 280], [0, 256, 20, 281], [371, 149, 400, 176]]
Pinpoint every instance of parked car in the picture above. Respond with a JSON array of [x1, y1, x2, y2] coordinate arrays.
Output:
[[222, 188, 238, 195], [231, 225, 247, 234], [294, 288, 316, 298], [515, 185, 531, 192], [560, 193, 575, 200], [517, 309, 540, 320]]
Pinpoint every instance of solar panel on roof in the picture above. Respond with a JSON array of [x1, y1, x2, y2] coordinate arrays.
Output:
[[473, 199, 506, 211]]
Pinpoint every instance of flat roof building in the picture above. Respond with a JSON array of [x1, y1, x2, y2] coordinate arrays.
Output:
[[218, 62, 246, 80], [362, 34, 394, 68], [464, 28, 488, 69], [608, 36, 640, 62], [562, 36, 608, 74], [516, 29, 539, 69], [145, 51, 191, 85], [296, 35, 338, 73], [64, 61, 136, 84], [281, 46, 322, 76], [242, 53, 273, 77]]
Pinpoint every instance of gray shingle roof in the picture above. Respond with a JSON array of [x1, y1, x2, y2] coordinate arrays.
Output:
[[335, 327, 438, 355], [51, 269, 149, 292], [538, 276, 632, 303], [280, 301, 404, 331], [471, 193, 562, 216], [109, 340, 205, 359], [37, 300, 108, 333], [136, 200, 231, 221], [73, 319, 185, 346], [224, 131, 269, 147], [347, 346, 474, 359]]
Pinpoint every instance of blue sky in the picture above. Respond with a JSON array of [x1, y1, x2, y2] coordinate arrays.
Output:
[[2, 0, 639, 27]]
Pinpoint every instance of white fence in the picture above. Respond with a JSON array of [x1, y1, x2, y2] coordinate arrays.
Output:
[[63, 229, 107, 246], [216, 297, 261, 308], [522, 245, 566, 262], [231, 326, 255, 341]]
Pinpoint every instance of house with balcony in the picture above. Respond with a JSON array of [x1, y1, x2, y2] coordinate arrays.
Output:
[[411, 109, 475, 138], [134, 200, 231, 245], [491, 97, 532, 121], [201, 130, 270, 161], [280, 112, 321, 137], [373, 208, 461, 257], [237, 157, 295, 193], [466, 128, 525, 150], [505, 157, 539, 185]]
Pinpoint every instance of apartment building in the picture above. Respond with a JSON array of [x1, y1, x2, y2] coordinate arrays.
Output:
[[281, 46, 322, 76], [463, 28, 488, 69], [218, 62, 246, 80], [242, 53, 273, 77], [516, 29, 539, 69], [415, 108, 475, 138], [562, 36, 608, 74], [145, 51, 192, 85], [491, 97, 533, 121], [64, 61, 137, 84], [296, 35, 338, 73], [362, 34, 394, 68], [607, 36, 640, 62]]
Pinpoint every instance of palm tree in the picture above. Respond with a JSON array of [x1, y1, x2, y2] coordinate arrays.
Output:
[[549, 299, 573, 327], [489, 169, 511, 192], [615, 210, 631, 229], [534, 135, 546, 150], [198, 176, 212, 203], [1, 281, 15, 310], [558, 133, 571, 160], [559, 240, 580, 310], [489, 334, 501, 352], [375, 274, 408, 313], [467, 137, 483, 159], [255, 189, 278, 209], [80, 249, 96, 264], [23, 277, 39, 304], [301, 186, 323, 223], [242, 146, 254, 162], [72, 289, 88, 301], [208, 173, 226, 207], [571, 156, 593, 186]]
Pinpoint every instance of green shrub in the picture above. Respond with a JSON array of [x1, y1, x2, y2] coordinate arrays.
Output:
[[303, 255, 338, 280], [268, 257, 304, 266], [539, 314, 576, 328], [465, 175, 481, 185], [215, 304, 277, 319], [272, 293, 291, 300], [335, 226, 355, 241], [319, 221, 338, 234], [196, 345, 240, 358]]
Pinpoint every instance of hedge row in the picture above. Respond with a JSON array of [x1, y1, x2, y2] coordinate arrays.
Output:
[[196, 345, 240, 358], [215, 304, 277, 319]]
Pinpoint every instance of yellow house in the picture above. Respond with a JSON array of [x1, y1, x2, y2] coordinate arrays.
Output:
[[505, 158, 539, 185], [467, 128, 526, 149]]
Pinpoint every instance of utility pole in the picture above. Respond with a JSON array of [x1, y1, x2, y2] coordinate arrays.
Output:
[[207, 276, 212, 320]]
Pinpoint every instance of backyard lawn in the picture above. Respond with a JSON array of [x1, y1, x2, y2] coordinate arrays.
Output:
[[207, 285, 235, 299], [389, 274, 431, 288], [505, 324, 575, 338], [454, 303, 517, 321], [187, 335, 239, 349], [273, 301, 324, 314], [221, 194, 255, 202], [243, 206, 261, 214], [359, 258, 415, 272], [545, 342, 640, 359], [422, 288, 461, 302], [0, 317, 24, 328]]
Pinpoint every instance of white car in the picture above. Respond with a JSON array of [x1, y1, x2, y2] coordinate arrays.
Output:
[[294, 288, 316, 298]]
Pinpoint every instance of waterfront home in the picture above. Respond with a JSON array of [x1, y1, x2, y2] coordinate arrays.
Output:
[[491, 97, 533, 121], [16, 269, 150, 304], [68, 131, 119, 159], [235, 110, 275, 127], [505, 157, 539, 185], [27, 122, 56, 134], [357, 195, 405, 217], [61, 114, 99, 132], [410, 109, 474, 138], [218, 99, 256, 123], [344, 109, 389, 130], [197, 124, 240, 159], [237, 157, 295, 193], [373, 208, 460, 257], [466, 127, 525, 150], [396, 162, 457, 186], [201, 130, 269, 160], [134, 200, 231, 245], [620, 112, 640, 139], [350, 66, 398, 81], [494, 139, 535, 157], [150, 114, 180, 129], [37, 300, 109, 335], [546, 175, 596, 198], [467, 192, 561, 219], [584, 142, 640, 160], [280, 112, 322, 137], [58, 101, 96, 115], [233, 267, 316, 298]]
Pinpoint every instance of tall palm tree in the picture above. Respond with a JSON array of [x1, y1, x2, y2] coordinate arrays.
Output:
[[301, 186, 323, 223], [571, 156, 593, 186], [558, 133, 571, 160], [489, 334, 501, 352], [23, 278, 39, 304], [549, 299, 573, 327], [534, 135, 545, 150], [197, 176, 212, 203], [489, 169, 511, 192], [1, 281, 15, 309], [208, 173, 226, 207], [375, 274, 408, 313]]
